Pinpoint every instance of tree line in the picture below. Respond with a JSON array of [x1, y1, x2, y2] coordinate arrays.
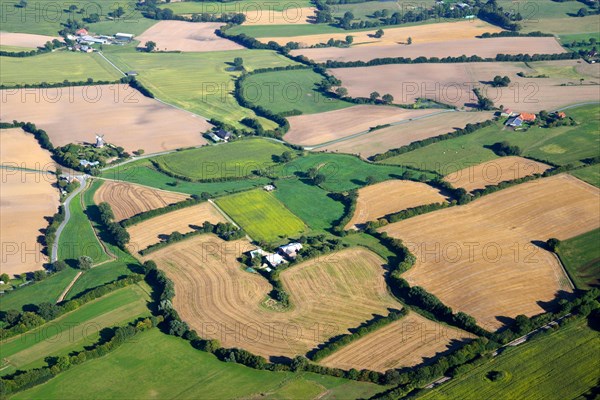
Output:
[[0, 39, 64, 57], [97, 202, 130, 249], [121, 194, 207, 227]]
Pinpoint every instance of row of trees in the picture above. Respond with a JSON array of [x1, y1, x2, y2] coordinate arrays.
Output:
[[0, 39, 64, 57], [122, 194, 207, 227], [98, 202, 130, 248]]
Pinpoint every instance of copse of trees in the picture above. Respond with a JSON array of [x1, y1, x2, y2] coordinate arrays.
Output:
[[488, 141, 522, 156], [491, 75, 511, 87], [97, 202, 130, 249]]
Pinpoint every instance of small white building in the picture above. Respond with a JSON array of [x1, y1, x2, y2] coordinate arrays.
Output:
[[266, 253, 285, 268], [263, 184, 275, 192], [80, 35, 108, 45], [279, 243, 303, 259], [115, 33, 134, 41]]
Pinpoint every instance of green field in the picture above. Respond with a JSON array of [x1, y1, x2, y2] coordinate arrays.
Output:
[[216, 189, 307, 242], [0, 268, 79, 312], [570, 163, 600, 187], [13, 328, 384, 399], [273, 178, 345, 231], [419, 319, 600, 400], [277, 152, 432, 192], [164, 0, 312, 14], [0, 51, 121, 86], [0, 284, 150, 376], [243, 69, 352, 115], [154, 139, 291, 181], [557, 228, 600, 290], [100, 160, 271, 196], [383, 105, 600, 173], [103, 48, 298, 128], [57, 189, 109, 266]]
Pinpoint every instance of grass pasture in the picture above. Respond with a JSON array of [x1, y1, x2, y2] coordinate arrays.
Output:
[[164, 0, 312, 14], [0, 284, 150, 376], [154, 139, 290, 181], [419, 319, 600, 400], [100, 159, 271, 197], [383, 105, 600, 173], [104, 49, 298, 128], [0, 52, 120, 86], [13, 329, 384, 400], [571, 163, 600, 188], [381, 174, 599, 330], [557, 228, 600, 290], [242, 68, 352, 115], [216, 189, 307, 242], [273, 178, 345, 231], [145, 236, 399, 358]]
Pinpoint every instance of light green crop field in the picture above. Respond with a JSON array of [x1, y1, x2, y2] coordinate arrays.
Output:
[[243, 69, 353, 115], [0, 44, 36, 52], [419, 318, 600, 400], [13, 329, 385, 399], [0, 0, 146, 35], [164, 0, 312, 14], [0, 268, 79, 312], [103, 49, 298, 128], [570, 163, 600, 188], [216, 189, 307, 242], [154, 139, 290, 181], [57, 189, 109, 266], [557, 228, 600, 290], [273, 178, 345, 231], [100, 159, 271, 196], [383, 105, 600, 173], [0, 284, 150, 376], [277, 152, 433, 192], [0, 51, 121, 86]]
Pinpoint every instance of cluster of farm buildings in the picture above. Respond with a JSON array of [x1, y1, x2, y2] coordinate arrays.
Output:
[[249, 242, 304, 272], [502, 109, 567, 129], [67, 29, 134, 52]]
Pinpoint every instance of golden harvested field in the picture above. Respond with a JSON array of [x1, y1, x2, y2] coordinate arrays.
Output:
[[93, 180, 189, 222], [320, 312, 474, 372], [127, 202, 226, 252], [146, 237, 400, 359], [0, 32, 60, 48], [346, 180, 448, 230], [1, 128, 57, 171], [445, 156, 552, 192], [319, 111, 494, 158], [135, 21, 244, 52], [0, 85, 211, 155], [293, 37, 565, 63], [380, 174, 600, 330], [330, 61, 600, 112], [1, 172, 59, 275], [243, 7, 315, 24], [285, 105, 439, 146], [262, 20, 500, 47]]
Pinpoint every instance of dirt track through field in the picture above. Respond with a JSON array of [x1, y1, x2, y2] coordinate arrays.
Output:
[[445, 156, 552, 192], [94, 180, 189, 222], [380, 174, 600, 330], [347, 180, 448, 229], [285, 105, 439, 146], [0, 85, 211, 155], [127, 202, 226, 251], [145, 238, 400, 359], [320, 312, 474, 372], [136, 21, 244, 52]]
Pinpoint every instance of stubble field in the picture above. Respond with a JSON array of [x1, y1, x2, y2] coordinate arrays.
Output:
[[146, 237, 400, 359], [93, 180, 189, 222], [380, 174, 600, 330], [0, 32, 60, 48]]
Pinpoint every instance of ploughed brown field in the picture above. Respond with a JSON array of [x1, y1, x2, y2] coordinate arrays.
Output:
[[445, 156, 552, 192], [135, 21, 244, 52], [293, 37, 566, 63], [285, 105, 440, 146], [319, 111, 494, 158], [380, 174, 600, 330], [320, 312, 474, 372], [93, 180, 189, 222], [0, 32, 60, 48], [145, 237, 401, 359], [1, 129, 59, 275], [261, 20, 500, 47], [346, 180, 448, 230], [329, 60, 600, 112], [127, 202, 226, 252], [0, 85, 212, 154]]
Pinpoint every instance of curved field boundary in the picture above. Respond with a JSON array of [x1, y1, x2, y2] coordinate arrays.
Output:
[[145, 236, 400, 359]]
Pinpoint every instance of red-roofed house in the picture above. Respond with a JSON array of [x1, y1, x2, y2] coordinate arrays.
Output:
[[519, 113, 536, 122], [75, 28, 88, 36]]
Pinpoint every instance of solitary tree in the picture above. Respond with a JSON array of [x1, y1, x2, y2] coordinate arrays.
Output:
[[374, 29, 384, 38], [369, 91, 380, 101], [52, 260, 67, 272], [78, 256, 93, 270], [280, 151, 294, 163], [145, 41, 156, 52], [382, 93, 394, 104], [18, 0, 27, 7], [313, 173, 326, 186], [345, 35, 353, 45], [366, 176, 377, 185], [233, 57, 244, 70], [407, 36, 412, 45], [68, 4, 77, 13], [0, 273, 9, 283], [546, 238, 561, 252]]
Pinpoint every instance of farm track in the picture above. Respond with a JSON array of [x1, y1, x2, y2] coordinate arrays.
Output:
[[51, 175, 87, 263]]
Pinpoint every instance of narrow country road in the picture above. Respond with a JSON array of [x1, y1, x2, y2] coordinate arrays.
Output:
[[51, 175, 87, 263]]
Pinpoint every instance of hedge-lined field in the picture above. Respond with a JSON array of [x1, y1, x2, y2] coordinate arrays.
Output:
[[571, 163, 600, 188], [557, 228, 600, 290], [216, 189, 307, 242]]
